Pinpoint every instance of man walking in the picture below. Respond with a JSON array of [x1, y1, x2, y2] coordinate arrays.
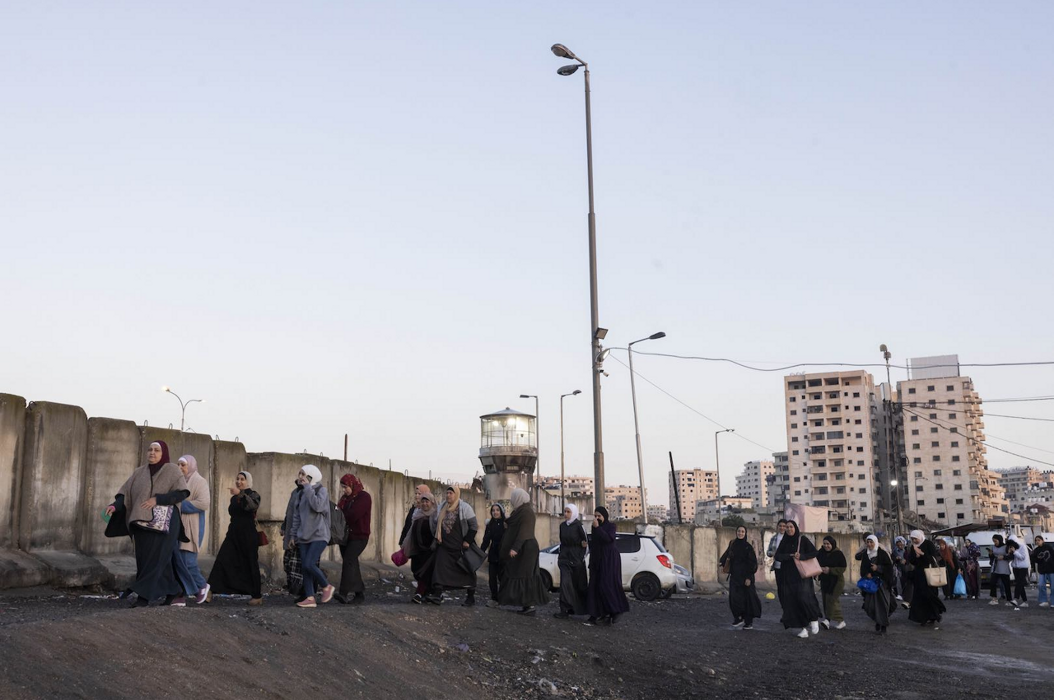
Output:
[[1033, 535, 1054, 607]]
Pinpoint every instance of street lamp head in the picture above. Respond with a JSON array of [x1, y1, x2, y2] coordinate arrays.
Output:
[[520, 394, 532, 399], [890, 479, 898, 487], [162, 386, 170, 393], [557, 64, 580, 76], [551, 43, 577, 60], [572, 390, 582, 396], [879, 344, 888, 353], [649, 332, 667, 340]]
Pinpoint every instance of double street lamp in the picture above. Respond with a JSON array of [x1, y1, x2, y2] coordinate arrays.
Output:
[[162, 386, 204, 433], [628, 331, 666, 525], [560, 390, 582, 509], [551, 43, 606, 511]]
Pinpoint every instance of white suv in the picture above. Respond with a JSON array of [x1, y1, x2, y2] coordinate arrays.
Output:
[[537, 533, 677, 601]]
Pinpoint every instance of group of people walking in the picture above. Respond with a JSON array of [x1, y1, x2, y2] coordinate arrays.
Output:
[[722, 519, 954, 637]]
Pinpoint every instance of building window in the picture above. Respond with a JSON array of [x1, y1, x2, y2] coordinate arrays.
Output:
[[910, 415, 918, 422], [929, 413, 937, 419], [931, 428, 938, 434], [794, 491, 801, 496], [915, 471, 923, 478], [916, 486, 923, 492], [946, 386, 954, 392], [917, 499, 925, 506], [957, 513, 965, 520], [935, 482, 943, 489], [853, 392, 860, 398], [953, 470, 961, 476], [792, 437, 798, 442], [932, 456, 941, 462], [955, 499, 964, 505], [790, 410, 797, 415], [912, 443, 921, 449], [909, 388, 916, 394], [937, 512, 946, 519], [952, 456, 960, 462], [790, 396, 796, 402], [912, 429, 920, 436], [913, 457, 921, 464], [950, 427, 958, 433], [927, 385, 935, 392], [934, 469, 942, 476], [792, 450, 799, 455], [950, 441, 959, 447], [791, 423, 798, 429], [948, 399, 956, 405], [937, 498, 945, 504], [949, 413, 956, 418], [931, 441, 939, 448], [855, 433, 863, 438], [794, 477, 801, 482], [954, 484, 963, 491], [859, 488, 867, 494]]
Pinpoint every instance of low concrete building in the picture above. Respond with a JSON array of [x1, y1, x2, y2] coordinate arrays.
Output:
[[669, 469, 718, 523], [695, 496, 753, 525]]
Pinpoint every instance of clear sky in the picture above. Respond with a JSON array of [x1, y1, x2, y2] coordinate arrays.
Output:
[[2, 2, 1052, 505]]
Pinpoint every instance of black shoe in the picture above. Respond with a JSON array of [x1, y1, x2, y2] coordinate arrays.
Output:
[[518, 606, 536, 616], [462, 595, 476, 608], [332, 593, 348, 605], [351, 593, 365, 606], [586, 616, 598, 625], [553, 612, 570, 619], [609, 613, 622, 625], [426, 595, 442, 605], [130, 596, 149, 608]]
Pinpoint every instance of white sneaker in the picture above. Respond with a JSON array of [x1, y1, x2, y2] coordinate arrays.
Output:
[[809, 621, 820, 635], [1039, 602, 1050, 608], [1018, 602, 1029, 609], [834, 621, 846, 630], [989, 599, 1000, 606], [819, 618, 830, 630], [797, 628, 809, 638]]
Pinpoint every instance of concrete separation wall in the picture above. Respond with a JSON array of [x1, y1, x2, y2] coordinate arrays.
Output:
[[0, 394, 26, 550], [80, 418, 140, 557]]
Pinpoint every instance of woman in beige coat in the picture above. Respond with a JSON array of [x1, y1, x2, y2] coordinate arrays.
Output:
[[174, 455, 211, 604]]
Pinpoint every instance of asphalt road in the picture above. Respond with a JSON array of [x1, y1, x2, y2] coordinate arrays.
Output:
[[0, 577, 1051, 699]]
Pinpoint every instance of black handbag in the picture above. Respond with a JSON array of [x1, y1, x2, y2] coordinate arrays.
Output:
[[458, 542, 487, 574]]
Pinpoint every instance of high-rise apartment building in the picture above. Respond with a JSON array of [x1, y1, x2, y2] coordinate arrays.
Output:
[[669, 469, 719, 523], [767, 451, 790, 511], [784, 370, 880, 523], [897, 362, 1007, 525], [996, 466, 1051, 511], [605, 485, 646, 520], [736, 460, 774, 510], [646, 504, 668, 523]]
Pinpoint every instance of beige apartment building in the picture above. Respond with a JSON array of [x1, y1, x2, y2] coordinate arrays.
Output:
[[784, 370, 880, 524], [605, 485, 646, 520], [736, 460, 774, 510], [996, 466, 1052, 511], [669, 469, 719, 523], [767, 451, 790, 511], [695, 496, 753, 525], [897, 367, 1008, 525]]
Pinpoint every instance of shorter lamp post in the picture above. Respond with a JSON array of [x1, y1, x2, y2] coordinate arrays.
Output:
[[715, 428, 735, 506], [628, 331, 666, 524], [560, 389, 582, 510]]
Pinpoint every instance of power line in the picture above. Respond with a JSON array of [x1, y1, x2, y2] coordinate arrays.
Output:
[[902, 406, 1054, 455], [986, 413, 1054, 423], [901, 407, 1054, 468], [900, 404, 1054, 424], [608, 354, 778, 454]]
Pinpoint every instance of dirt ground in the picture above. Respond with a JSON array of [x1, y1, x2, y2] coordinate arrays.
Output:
[[1, 571, 1051, 700]]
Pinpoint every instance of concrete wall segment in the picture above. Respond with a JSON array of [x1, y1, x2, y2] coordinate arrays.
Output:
[[0, 394, 27, 549], [80, 418, 140, 556]]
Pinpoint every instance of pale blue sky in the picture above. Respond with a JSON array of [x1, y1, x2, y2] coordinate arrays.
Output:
[[2, 2, 1052, 504]]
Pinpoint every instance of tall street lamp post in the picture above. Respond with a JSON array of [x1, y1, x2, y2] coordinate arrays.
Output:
[[162, 386, 203, 433], [880, 344, 903, 536], [715, 428, 735, 510], [551, 43, 606, 511], [628, 332, 666, 524], [560, 389, 582, 509]]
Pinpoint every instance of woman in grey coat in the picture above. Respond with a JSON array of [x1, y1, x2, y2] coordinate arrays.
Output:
[[554, 504, 588, 618], [428, 485, 479, 606], [291, 465, 334, 608]]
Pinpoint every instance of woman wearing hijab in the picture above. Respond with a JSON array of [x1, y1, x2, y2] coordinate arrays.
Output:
[[719, 526, 762, 630], [480, 503, 507, 604], [857, 535, 896, 634], [906, 530, 946, 628], [585, 506, 630, 625], [105, 440, 190, 607], [1007, 539, 1031, 607], [336, 473, 372, 605], [207, 471, 263, 605], [498, 488, 550, 614], [937, 539, 962, 600], [988, 534, 1014, 606], [816, 535, 847, 630], [174, 455, 210, 605], [291, 464, 334, 608], [554, 504, 588, 619], [428, 485, 479, 606], [773, 520, 823, 638], [408, 492, 437, 604], [891, 536, 907, 601], [961, 538, 981, 600]]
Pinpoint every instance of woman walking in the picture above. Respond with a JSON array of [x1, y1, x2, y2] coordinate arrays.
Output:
[[1007, 539, 1031, 608], [937, 539, 962, 600], [408, 492, 437, 604], [175, 454, 210, 605], [773, 520, 823, 638], [585, 506, 629, 625], [816, 535, 847, 630], [336, 473, 371, 605], [105, 441, 189, 607], [961, 538, 982, 600], [719, 526, 762, 630], [291, 465, 334, 608], [429, 485, 479, 606], [858, 535, 896, 634], [499, 488, 550, 615], [554, 504, 588, 619], [207, 471, 263, 605], [481, 503, 506, 604], [988, 535, 1015, 606], [906, 530, 946, 628]]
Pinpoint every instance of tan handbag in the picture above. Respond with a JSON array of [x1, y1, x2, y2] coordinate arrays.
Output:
[[925, 557, 948, 587], [794, 536, 823, 579]]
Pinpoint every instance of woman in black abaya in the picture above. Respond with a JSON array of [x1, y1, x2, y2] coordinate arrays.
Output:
[[906, 530, 946, 628], [719, 526, 762, 630], [773, 520, 822, 638], [857, 534, 896, 634]]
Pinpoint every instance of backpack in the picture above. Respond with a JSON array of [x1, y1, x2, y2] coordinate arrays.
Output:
[[329, 501, 347, 547]]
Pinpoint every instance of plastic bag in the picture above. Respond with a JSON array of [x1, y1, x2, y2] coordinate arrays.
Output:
[[953, 573, 967, 597]]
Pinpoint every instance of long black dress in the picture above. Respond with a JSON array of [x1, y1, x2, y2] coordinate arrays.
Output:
[[208, 490, 262, 598], [907, 540, 947, 624], [857, 548, 896, 629], [586, 521, 630, 618], [558, 519, 588, 615], [432, 510, 477, 591], [499, 504, 551, 607], [719, 537, 762, 625], [774, 532, 823, 629], [118, 490, 190, 602]]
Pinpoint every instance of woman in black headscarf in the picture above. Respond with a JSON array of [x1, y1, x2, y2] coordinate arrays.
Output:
[[105, 440, 190, 607], [718, 525, 762, 630], [498, 488, 551, 614], [773, 520, 823, 638], [585, 506, 630, 625], [857, 535, 896, 634], [207, 471, 263, 605], [480, 503, 507, 604], [554, 504, 589, 619], [816, 535, 847, 630], [906, 531, 946, 628]]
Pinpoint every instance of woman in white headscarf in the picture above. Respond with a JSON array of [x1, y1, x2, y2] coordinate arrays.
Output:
[[857, 534, 896, 634], [498, 488, 551, 614], [554, 503, 588, 619]]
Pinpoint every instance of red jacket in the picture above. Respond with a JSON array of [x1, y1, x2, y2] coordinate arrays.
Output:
[[340, 491, 372, 541]]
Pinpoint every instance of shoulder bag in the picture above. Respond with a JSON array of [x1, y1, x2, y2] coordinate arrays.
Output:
[[925, 555, 948, 587], [794, 536, 823, 579], [135, 505, 174, 533]]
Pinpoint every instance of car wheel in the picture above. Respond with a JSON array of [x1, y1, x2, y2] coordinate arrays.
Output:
[[660, 587, 674, 599], [540, 570, 553, 592], [632, 573, 661, 602]]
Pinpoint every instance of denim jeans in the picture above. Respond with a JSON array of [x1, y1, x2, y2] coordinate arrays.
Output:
[[178, 550, 207, 592], [299, 540, 330, 599], [1037, 573, 1053, 604]]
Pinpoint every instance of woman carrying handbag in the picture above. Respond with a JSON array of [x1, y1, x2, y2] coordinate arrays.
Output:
[[773, 521, 823, 638], [905, 530, 946, 629]]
